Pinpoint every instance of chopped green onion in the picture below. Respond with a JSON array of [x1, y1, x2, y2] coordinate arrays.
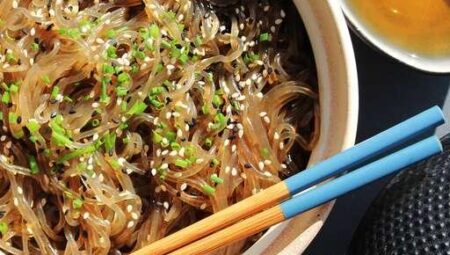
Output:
[[149, 24, 160, 38], [204, 137, 213, 148], [28, 155, 40, 174], [116, 86, 128, 97], [26, 119, 40, 133], [72, 198, 83, 209], [201, 104, 210, 115], [100, 80, 110, 104], [106, 29, 117, 39], [123, 136, 130, 144], [63, 96, 73, 103], [0, 222, 8, 235], [175, 159, 190, 168], [1, 91, 10, 104], [130, 64, 139, 74], [212, 95, 223, 108], [102, 64, 115, 74], [156, 63, 164, 73], [50, 86, 60, 100], [117, 72, 132, 85], [127, 101, 147, 115], [165, 131, 176, 142], [91, 119, 100, 127], [8, 112, 17, 124], [161, 40, 172, 49], [104, 132, 116, 154], [261, 147, 270, 159], [133, 50, 146, 60], [152, 131, 164, 144], [211, 113, 227, 131], [149, 96, 164, 109], [210, 158, 220, 167], [193, 35, 203, 47], [150, 86, 165, 96], [106, 45, 117, 59], [9, 83, 19, 93], [31, 42, 39, 51], [0, 112, 3, 121], [52, 132, 73, 147], [41, 75, 51, 84], [171, 142, 181, 150], [179, 53, 189, 64], [57, 143, 98, 163], [210, 174, 224, 184], [6, 53, 15, 63], [259, 32, 270, 42], [201, 184, 216, 195]]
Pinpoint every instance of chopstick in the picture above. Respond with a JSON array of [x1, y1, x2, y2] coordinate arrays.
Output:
[[132, 106, 445, 255], [169, 136, 443, 255]]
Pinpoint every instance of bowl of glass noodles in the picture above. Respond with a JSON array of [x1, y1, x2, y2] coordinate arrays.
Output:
[[0, 0, 357, 254]]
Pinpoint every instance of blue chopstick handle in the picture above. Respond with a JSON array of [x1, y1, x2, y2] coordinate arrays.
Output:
[[284, 106, 445, 195], [281, 136, 442, 219]]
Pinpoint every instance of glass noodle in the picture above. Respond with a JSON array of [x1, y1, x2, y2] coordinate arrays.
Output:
[[0, 0, 319, 254]]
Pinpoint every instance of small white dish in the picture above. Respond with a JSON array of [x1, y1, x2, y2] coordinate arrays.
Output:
[[340, 1, 450, 74]]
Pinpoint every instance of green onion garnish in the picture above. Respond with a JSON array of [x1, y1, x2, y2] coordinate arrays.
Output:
[[106, 29, 117, 39], [150, 86, 165, 96], [201, 184, 216, 195], [210, 158, 220, 167], [102, 64, 115, 74], [9, 83, 19, 93], [0, 222, 8, 235], [72, 198, 83, 209], [171, 142, 181, 150], [57, 143, 98, 163], [41, 75, 51, 84], [50, 86, 60, 100], [201, 104, 210, 115], [212, 95, 223, 108], [8, 112, 17, 124], [127, 101, 147, 115], [261, 147, 270, 159], [204, 137, 213, 148], [106, 45, 117, 59], [31, 42, 39, 51], [149, 24, 160, 38], [28, 155, 40, 174], [175, 159, 190, 168], [52, 132, 73, 147], [259, 32, 270, 42], [116, 86, 128, 97], [152, 131, 164, 144], [1, 91, 10, 104], [117, 72, 132, 85], [193, 35, 203, 47], [210, 174, 224, 184], [26, 119, 40, 133]]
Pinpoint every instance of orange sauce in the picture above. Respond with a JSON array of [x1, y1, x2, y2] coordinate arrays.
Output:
[[345, 0, 450, 58]]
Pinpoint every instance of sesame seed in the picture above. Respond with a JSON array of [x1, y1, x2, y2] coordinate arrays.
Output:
[[96, 38, 104, 44], [227, 124, 235, 130], [279, 142, 285, 150], [275, 19, 283, 25], [30, 28, 36, 36], [264, 160, 272, 166], [180, 183, 188, 191], [126, 168, 133, 174], [224, 139, 230, 147], [239, 23, 245, 30], [235, 8, 240, 14], [274, 132, 280, 140], [245, 79, 252, 86], [195, 158, 204, 164], [17, 187, 23, 194], [169, 150, 178, 156], [220, 25, 226, 32], [0, 135, 6, 141], [237, 95, 246, 101], [93, 133, 99, 141], [83, 212, 90, 219], [13, 198, 18, 206], [12, 0, 18, 8], [241, 173, 247, 179], [264, 171, 272, 177], [280, 10, 286, 18], [231, 144, 237, 152], [127, 221, 135, 228], [256, 92, 263, 98], [118, 157, 126, 166], [231, 168, 238, 176], [263, 116, 271, 124], [225, 166, 231, 174], [231, 92, 240, 99], [162, 138, 169, 145], [200, 203, 207, 210], [258, 161, 265, 170], [151, 168, 157, 176], [264, 6, 270, 12], [161, 150, 168, 156], [184, 124, 189, 132], [92, 102, 100, 108], [281, 164, 287, 169], [238, 130, 244, 138], [241, 36, 247, 42], [163, 202, 169, 210], [271, 26, 276, 33], [131, 212, 139, 220], [174, 172, 182, 177], [156, 149, 161, 157], [160, 163, 168, 169], [259, 112, 267, 117]]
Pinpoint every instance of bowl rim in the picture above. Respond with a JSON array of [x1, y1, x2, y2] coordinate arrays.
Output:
[[244, 0, 359, 254], [340, 1, 450, 74]]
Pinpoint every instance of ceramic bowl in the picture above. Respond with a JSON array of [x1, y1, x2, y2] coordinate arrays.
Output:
[[244, 0, 359, 254], [340, 1, 450, 74]]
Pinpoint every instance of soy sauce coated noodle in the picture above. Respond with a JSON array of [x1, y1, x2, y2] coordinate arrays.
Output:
[[0, 0, 319, 254]]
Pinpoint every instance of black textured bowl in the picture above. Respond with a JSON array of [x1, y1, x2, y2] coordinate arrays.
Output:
[[349, 134, 450, 255]]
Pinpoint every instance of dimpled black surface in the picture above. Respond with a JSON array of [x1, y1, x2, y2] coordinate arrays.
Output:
[[349, 134, 450, 255]]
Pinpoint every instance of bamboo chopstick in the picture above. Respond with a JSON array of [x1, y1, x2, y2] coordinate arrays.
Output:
[[132, 106, 445, 255], [169, 136, 442, 255]]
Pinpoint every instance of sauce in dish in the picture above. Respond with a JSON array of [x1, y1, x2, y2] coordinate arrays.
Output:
[[345, 0, 450, 58]]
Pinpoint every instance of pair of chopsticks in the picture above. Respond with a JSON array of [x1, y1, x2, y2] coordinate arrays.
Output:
[[133, 106, 445, 255]]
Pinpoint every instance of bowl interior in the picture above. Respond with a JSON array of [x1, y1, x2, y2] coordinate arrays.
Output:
[[244, 0, 358, 254], [340, 1, 450, 74]]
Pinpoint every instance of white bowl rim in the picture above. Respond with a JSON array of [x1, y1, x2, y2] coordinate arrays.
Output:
[[244, 0, 359, 254], [340, 1, 450, 74]]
